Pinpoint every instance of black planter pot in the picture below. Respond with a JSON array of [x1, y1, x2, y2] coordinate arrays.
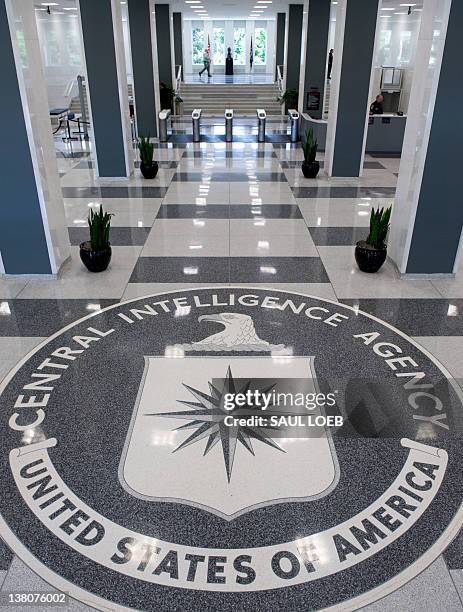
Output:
[[140, 161, 159, 179], [79, 241, 112, 273], [302, 160, 320, 179], [355, 240, 387, 273]]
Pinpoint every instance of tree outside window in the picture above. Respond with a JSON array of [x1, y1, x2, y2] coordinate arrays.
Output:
[[213, 27, 225, 65], [192, 27, 204, 65], [254, 27, 267, 65], [398, 31, 412, 64], [378, 30, 392, 65], [65, 27, 82, 67], [16, 31, 27, 67], [233, 27, 245, 65], [44, 27, 61, 66]]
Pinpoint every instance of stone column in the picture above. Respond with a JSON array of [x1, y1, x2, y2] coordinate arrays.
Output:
[[128, 0, 158, 137], [0, 0, 70, 275], [78, 0, 134, 178], [389, 0, 463, 275], [324, 0, 381, 177], [300, 0, 331, 119]]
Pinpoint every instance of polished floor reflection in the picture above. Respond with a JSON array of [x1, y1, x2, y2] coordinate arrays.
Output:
[[1, 118, 463, 610]]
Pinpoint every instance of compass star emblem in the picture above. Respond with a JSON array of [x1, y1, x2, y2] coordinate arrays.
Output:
[[146, 367, 287, 481]]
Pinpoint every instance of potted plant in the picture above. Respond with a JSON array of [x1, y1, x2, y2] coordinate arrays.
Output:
[[138, 134, 158, 179], [301, 128, 320, 178], [79, 205, 113, 273], [277, 88, 298, 110], [355, 206, 392, 273]]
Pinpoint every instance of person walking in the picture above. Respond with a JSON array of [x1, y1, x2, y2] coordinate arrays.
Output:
[[199, 48, 211, 79], [327, 49, 333, 80]]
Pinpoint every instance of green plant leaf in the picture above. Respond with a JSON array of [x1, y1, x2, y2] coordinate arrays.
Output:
[[88, 205, 113, 251], [366, 205, 392, 249]]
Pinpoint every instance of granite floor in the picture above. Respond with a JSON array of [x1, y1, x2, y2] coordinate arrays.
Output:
[[1, 117, 463, 610]]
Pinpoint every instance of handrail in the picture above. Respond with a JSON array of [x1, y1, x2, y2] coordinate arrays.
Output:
[[174, 64, 182, 95], [63, 78, 77, 103], [276, 65, 284, 95], [277, 65, 285, 115]]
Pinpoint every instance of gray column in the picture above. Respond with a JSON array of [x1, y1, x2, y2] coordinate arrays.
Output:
[[302, 0, 331, 119], [128, 0, 158, 137], [155, 4, 174, 89], [390, 0, 463, 275], [325, 0, 380, 177], [173, 12, 184, 82], [285, 5, 304, 97], [79, 0, 133, 178], [0, 0, 69, 276], [275, 13, 286, 81]]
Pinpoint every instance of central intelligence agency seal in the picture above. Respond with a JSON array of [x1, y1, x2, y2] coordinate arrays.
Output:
[[0, 288, 462, 611]]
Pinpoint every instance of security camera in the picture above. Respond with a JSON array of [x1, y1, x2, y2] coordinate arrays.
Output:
[[408, 5, 412, 15]]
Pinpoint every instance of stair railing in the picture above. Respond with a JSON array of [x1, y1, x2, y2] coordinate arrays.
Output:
[[277, 65, 285, 115], [173, 65, 182, 114]]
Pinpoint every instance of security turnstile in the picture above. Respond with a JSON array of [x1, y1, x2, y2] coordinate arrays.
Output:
[[257, 108, 266, 143], [159, 109, 172, 142], [288, 109, 300, 142], [225, 109, 233, 142], [192, 109, 202, 142]]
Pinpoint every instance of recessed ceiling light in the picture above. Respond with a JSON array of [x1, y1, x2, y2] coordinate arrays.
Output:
[[394, 11, 407, 14], [63, 7, 77, 10], [381, 7, 395, 10], [400, 3, 417, 5], [41, 2, 59, 5]]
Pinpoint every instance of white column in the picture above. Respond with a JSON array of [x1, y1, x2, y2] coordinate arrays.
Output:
[[389, 0, 456, 275], [2, 0, 70, 275]]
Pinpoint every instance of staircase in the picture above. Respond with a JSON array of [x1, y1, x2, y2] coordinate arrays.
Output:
[[69, 84, 134, 118], [180, 82, 282, 116], [323, 81, 331, 118]]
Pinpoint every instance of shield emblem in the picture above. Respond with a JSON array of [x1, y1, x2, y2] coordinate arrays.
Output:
[[119, 354, 339, 519]]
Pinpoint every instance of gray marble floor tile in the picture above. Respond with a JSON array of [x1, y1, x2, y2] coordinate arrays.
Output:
[[360, 557, 463, 612], [230, 218, 309, 236], [413, 337, 463, 377], [155, 204, 303, 219], [0, 279, 28, 300], [0, 557, 94, 611], [451, 571, 463, 607], [18, 247, 141, 300], [309, 226, 367, 245], [0, 337, 46, 380], [0, 300, 116, 336], [156, 204, 230, 218], [229, 257, 329, 283], [141, 233, 229, 257], [172, 172, 287, 182], [444, 529, 463, 570], [291, 186, 396, 199], [62, 186, 168, 199], [318, 246, 441, 299], [68, 227, 150, 246], [129, 257, 230, 283], [149, 218, 229, 237], [341, 299, 463, 336], [121, 282, 227, 301], [0, 540, 13, 572], [230, 234, 318, 257]]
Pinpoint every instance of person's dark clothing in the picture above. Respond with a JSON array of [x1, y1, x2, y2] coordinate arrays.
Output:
[[370, 100, 384, 115]]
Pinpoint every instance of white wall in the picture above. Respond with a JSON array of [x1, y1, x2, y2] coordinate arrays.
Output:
[[328, 4, 422, 114], [183, 19, 275, 76], [35, 5, 133, 109], [35, 11, 84, 108]]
